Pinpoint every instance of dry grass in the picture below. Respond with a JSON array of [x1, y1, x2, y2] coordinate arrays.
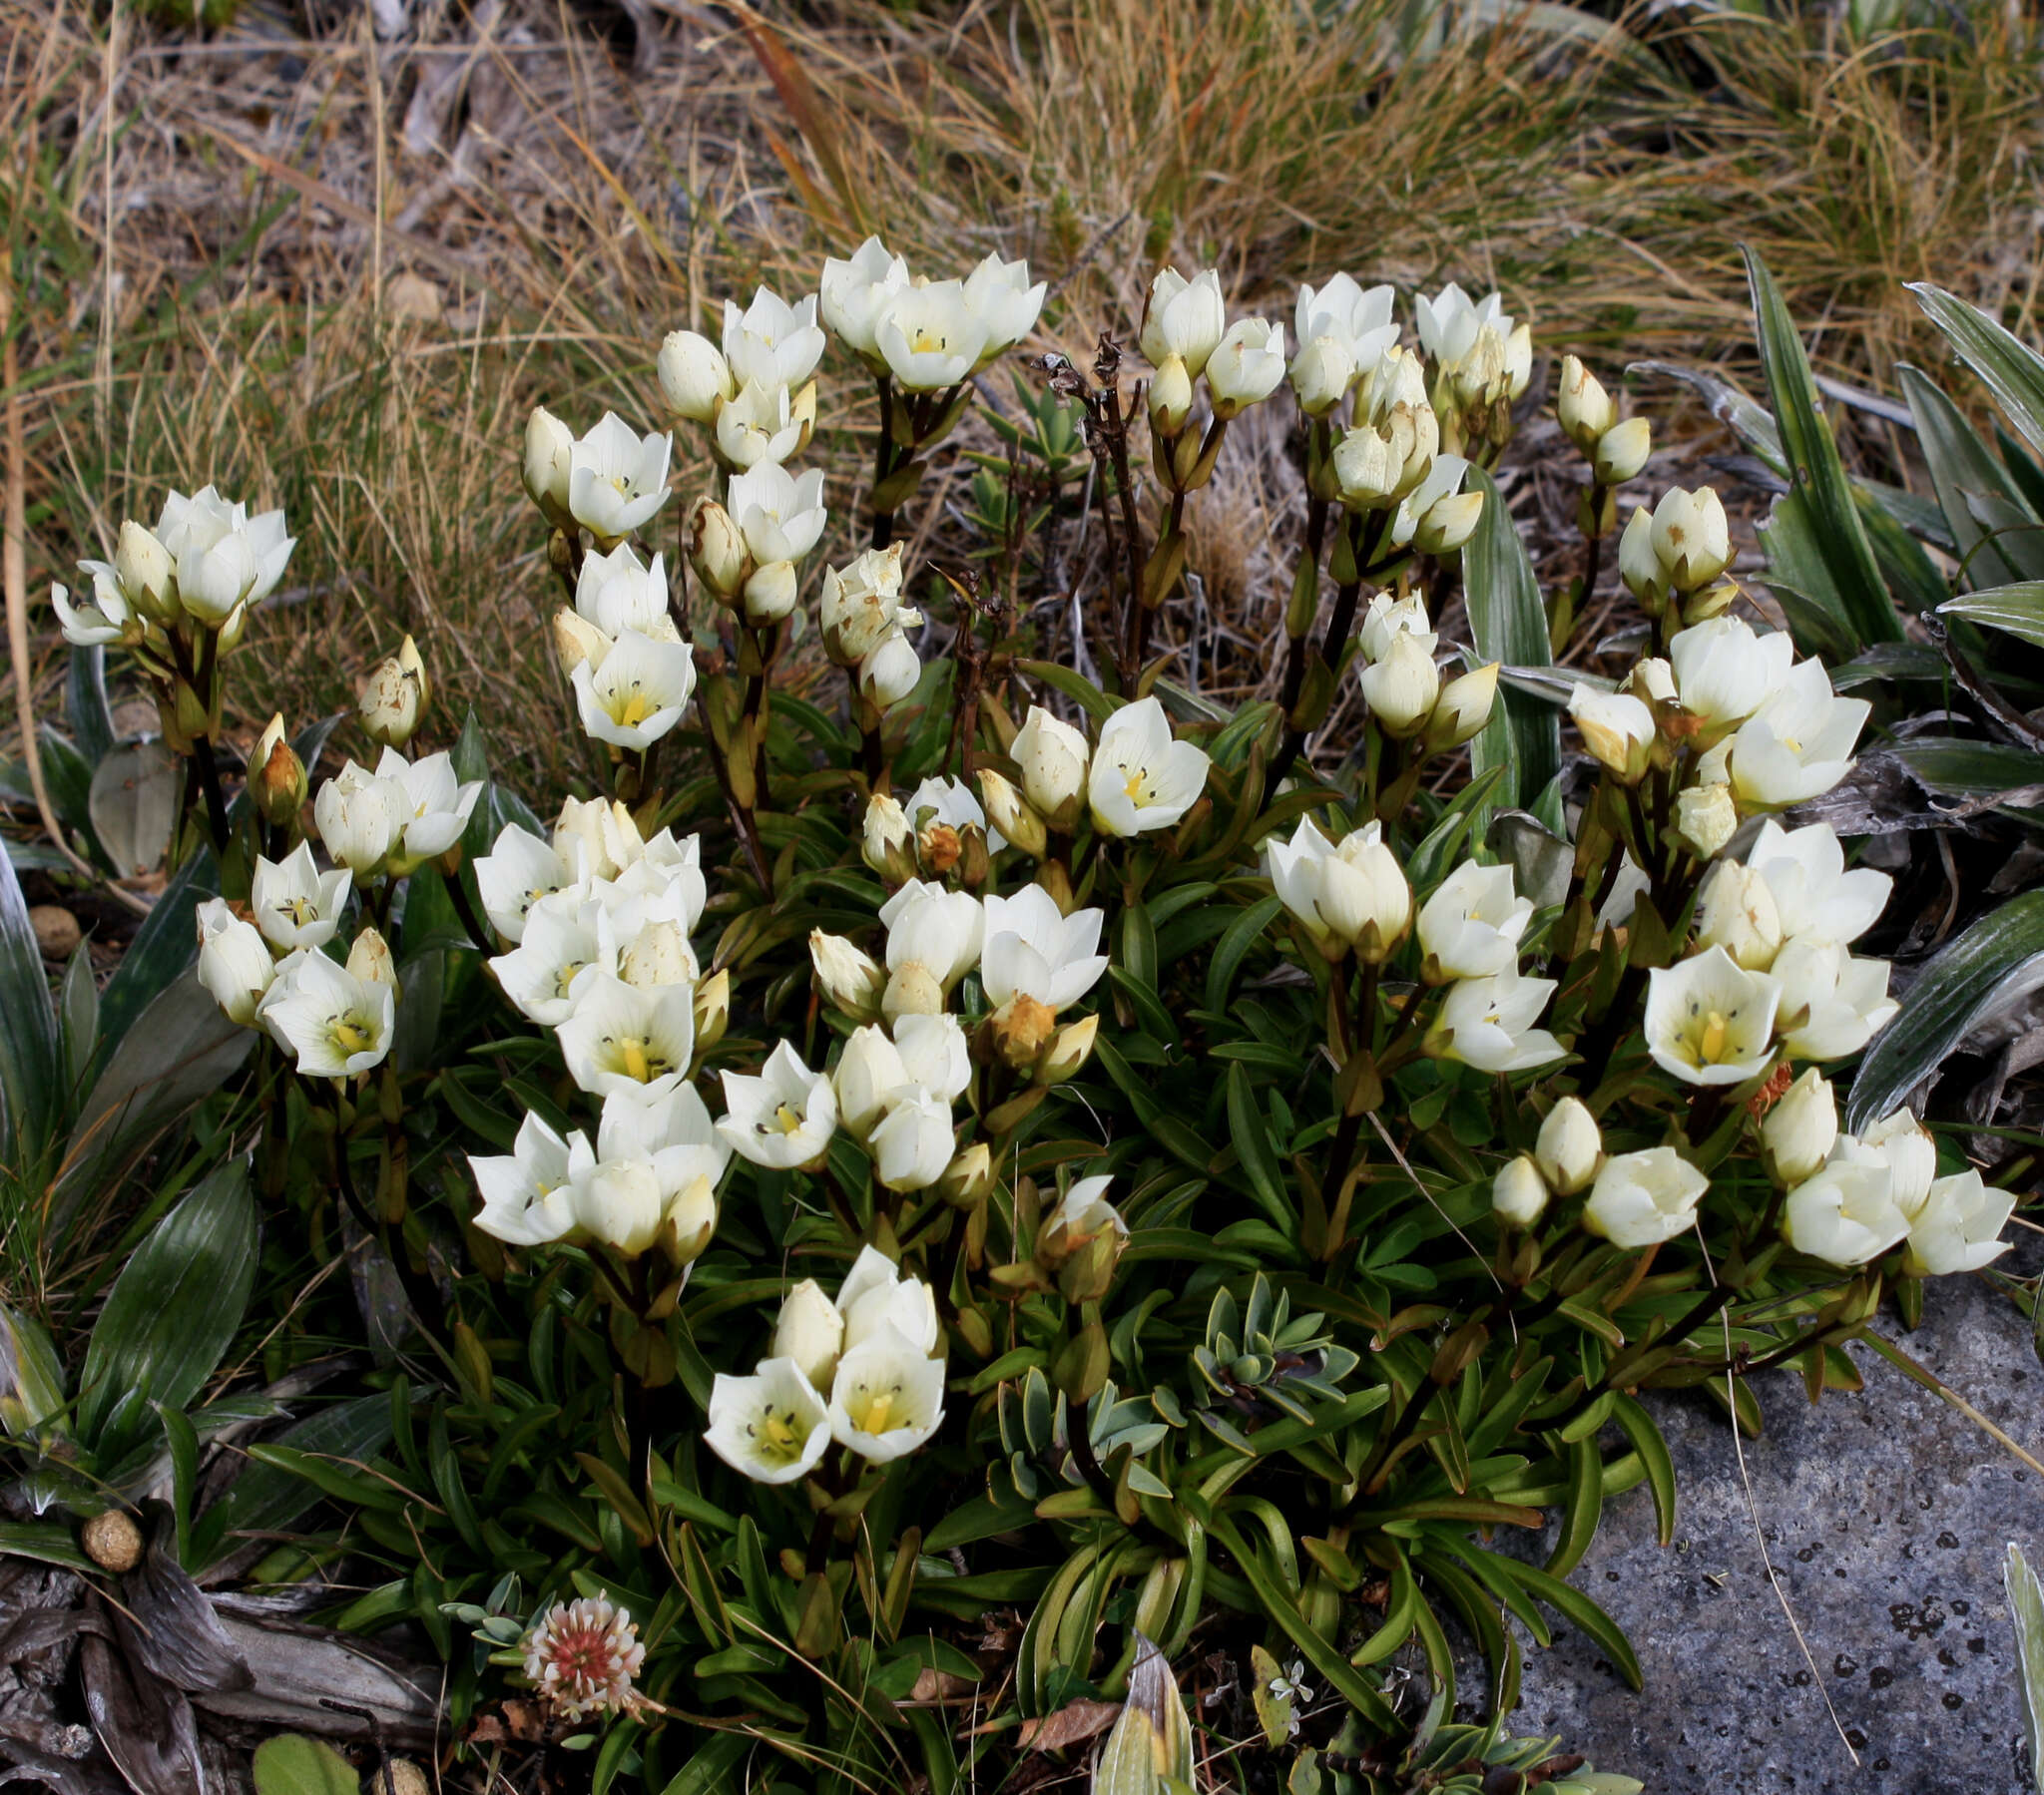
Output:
[[2, 0, 2038, 793]]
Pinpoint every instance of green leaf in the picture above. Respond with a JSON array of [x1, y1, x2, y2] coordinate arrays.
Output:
[[251, 1734, 361, 1795], [0, 834, 61, 1164], [1610, 1395, 1677, 1548], [1938, 583, 2044, 649], [67, 647, 117, 768], [1626, 360, 1785, 472], [1847, 890, 2044, 1130], [1015, 659, 1116, 724], [1225, 1065, 1292, 1230], [95, 846, 220, 1061], [1503, 1559, 1643, 1690], [1746, 247, 1902, 647], [77, 1159, 256, 1454], [1544, 1436, 1603, 1577], [0, 1522, 95, 1572], [1886, 738, 2044, 797], [1911, 282, 2044, 459], [1205, 895, 1281, 1016], [1897, 364, 2044, 588], [1463, 467, 1559, 812], [2006, 1543, 2044, 1795]]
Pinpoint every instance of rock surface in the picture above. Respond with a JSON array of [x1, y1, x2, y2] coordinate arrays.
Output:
[[1512, 1239, 2044, 1794]]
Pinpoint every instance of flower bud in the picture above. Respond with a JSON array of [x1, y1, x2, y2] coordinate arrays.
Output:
[[656, 329, 735, 424], [196, 898, 274, 1026], [742, 559, 798, 626], [357, 656, 420, 749], [1567, 685, 1654, 783], [1503, 323, 1532, 401], [770, 1279, 843, 1390], [861, 794, 916, 886], [1651, 486, 1733, 592], [659, 1173, 718, 1268], [1693, 861, 1783, 972], [810, 930, 885, 1021], [522, 406, 575, 527], [620, 919, 693, 990], [1422, 663, 1499, 753], [1359, 632, 1439, 737], [1673, 780, 1738, 859], [116, 521, 174, 618], [788, 380, 818, 456], [1535, 1097, 1602, 1196], [552, 607, 612, 676], [1039, 1013, 1098, 1086], [1592, 416, 1651, 485], [1148, 353, 1195, 436], [1289, 337, 1354, 418], [940, 1142, 994, 1206], [1617, 505, 1667, 612], [1556, 356, 1616, 452], [859, 633, 921, 708], [252, 715, 308, 829], [1763, 1068, 1837, 1187], [977, 769, 1047, 859], [834, 1025, 909, 1139], [1681, 579, 1740, 626], [346, 926, 397, 989], [1492, 1154, 1550, 1228], [692, 968, 731, 1055], [819, 545, 905, 666], [397, 635, 430, 718], [881, 961, 945, 1024], [1413, 489, 1485, 557], [990, 994, 1058, 1071], [1011, 705, 1089, 831], [1037, 1176, 1127, 1304], [686, 497, 750, 600]]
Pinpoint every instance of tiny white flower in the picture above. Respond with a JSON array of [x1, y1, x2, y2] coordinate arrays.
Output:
[[875, 280, 989, 391], [1582, 1146, 1709, 1248], [828, 1322, 946, 1462], [723, 285, 826, 392], [820, 236, 911, 362], [566, 413, 673, 543], [1293, 273, 1396, 368], [1692, 860, 1784, 972], [962, 252, 1047, 357], [599, 1081, 730, 1196], [1903, 1167, 2014, 1276], [869, 1085, 955, 1191], [574, 543, 676, 643], [835, 1244, 940, 1354], [1746, 819, 1890, 950], [1358, 592, 1437, 665], [555, 972, 696, 1100], [656, 328, 734, 424], [251, 842, 350, 952], [834, 1025, 912, 1140], [259, 949, 395, 1079], [375, 746, 485, 875], [718, 1041, 838, 1169], [571, 629, 698, 753], [491, 892, 617, 1026], [728, 461, 828, 566], [819, 545, 908, 667], [474, 824, 576, 944], [1414, 283, 1512, 372], [1139, 267, 1228, 376], [1087, 697, 1211, 837], [1861, 1108, 1937, 1217], [520, 1595, 646, 1720], [1667, 616, 1792, 739], [880, 879, 984, 989], [1425, 969, 1565, 1074], [1782, 1139, 1908, 1267], [1728, 659, 1869, 811], [1205, 318, 1287, 419], [1416, 860, 1532, 983], [705, 1358, 832, 1485], [196, 898, 274, 1027], [980, 886, 1109, 1013], [1772, 938, 1897, 1062], [904, 774, 1005, 854], [157, 485, 294, 624], [469, 1114, 581, 1247], [313, 759, 407, 878], [770, 1281, 844, 1392], [1644, 947, 1783, 1086], [715, 379, 807, 471], [554, 796, 646, 884]]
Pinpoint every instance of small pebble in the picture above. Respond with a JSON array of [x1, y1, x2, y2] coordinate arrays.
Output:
[[30, 905, 82, 959]]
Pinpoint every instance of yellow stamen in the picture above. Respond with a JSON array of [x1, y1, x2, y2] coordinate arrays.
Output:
[[331, 1020, 372, 1055], [617, 691, 655, 727], [1697, 1011, 1730, 1064], [763, 1411, 799, 1449], [1123, 770, 1146, 802], [773, 1103, 805, 1134], [621, 1038, 651, 1083], [855, 1390, 895, 1434], [284, 896, 317, 926]]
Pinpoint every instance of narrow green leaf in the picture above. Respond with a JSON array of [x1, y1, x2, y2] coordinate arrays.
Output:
[[1504, 1558, 1643, 1690], [1939, 583, 2044, 649], [1544, 1436, 1603, 1576], [2006, 1543, 2044, 1794], [1897, 365, 2044, 588], [1610, 1395, 1677, 1548], [1225, 1065, 1291, 1229], [1205, 895, 1281, 1016], [0, 839, 61, 1163], [1014, 659, 1116, 724], [1911, 283, 2044, 458], [1463, 466, 1559, 812], [67, 647, 118, 767]]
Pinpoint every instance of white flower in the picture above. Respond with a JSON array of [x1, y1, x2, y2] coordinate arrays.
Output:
[[554, 796, 646, 883], [1358, 592, 1437, 665], [656, 329, 734, 424], [1493, 1155, 1550, 1227], [1414, 283, 1511, 372], [157, 486, 294, 624], [115, 520, 175, 617], [727, 462, 828, 566], [574, 543, 675, 643], [1592, 417, 1652, 485], [520, 1595, 646, 1720], [904, 774, 1004, 854], [1644, 947, 1783, 1086], [52, 570, 133, 647], [1425, 970, 1565, 1074], [718, 1041, 837, 1169], [1288, 337, 1354, 417], [469, 1114, 581, 1247], [1618, 505, 1666, 608], [704, 1358, 832, 1485], [863, 793, 913, 880], [251, 842, 350, 952], [1582, 1146, 1710, 1248], [602, 1081, 730, 1193], [1782, 1139, 1909, 1267], [1205, 318, 1286, 419], [869, 1086, 954, 1191], [555, 973, 696, 1100], [375, 746, 484, 874], [196, 898, 274, 1026], [571, 629, 698, 752], [980, 886, 1109, 1012], [880, 879, 984, 989], [1360, 633, 1440, 737], [259, 949, 394, 1079], [474, 825, 576, 944], [723, 286, 826, 392], [1903, 1168, 2014, 1276], [770, 1281, 844, 1391], [962, 252, 1046, 356], [1692, 861, 1784, 972], [835, 1244, 940, 1354], [1535, 1097, 1602, 1196], [834, 1025, 911, 1139], [1746, 820, 1890, 950], [523, 407, 575, 525], [893, 1013, 971, 1103], [811, 931, 885, 1021], [1568, 685, 1655, 781], [1088, 697, 1210, 836], [1772, 938, 1897, 1062], [1263, 816, 1411, 963], [1140, 267, 1228, 376], [1649, 486, 1733, 591], [820, 545, 908, 666], [1763, 1068, 1838, 1186], [1012, 705, 1090, 827], [1294, 273, 1396, 367], [1417, 861, 1532, 983], [1390, 455, 1475, 553], [1674, 781, 1739, 859], [715, 379, 807, 471], [1557, 356, 1617, 449], [312, 760, 407, 878], [1667, 616, 1791, 738], [1861, 1108, 1937, 1216], [820, 236, 911, 361], [491, 893, 616, 1026], [875, 280, 988, 391], [1728, 659, 1868, 811], [828, 1323, 946, 1462], [566, 413, 672, 543], [860, 629, 922, 709]]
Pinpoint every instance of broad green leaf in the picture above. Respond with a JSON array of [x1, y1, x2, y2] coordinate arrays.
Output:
[[67, 647, 117, 768], [76, 1159, 256, 1454], [95, 845, 219, 1062], [1847, 890, 2044, 1130], [1897, 364, 2044, 588], [251, 1734, 360, 1795], [2007, 1543, 2044, 1794], [0, 838, 61, 1163], [1911, 282, 2044, 458], [1016, 659, 1117, 724], [87, 740, 180, 881], [1887, 738, 2044, 797], [1746, 247, 1902, 647], [1464, 467, 1559, 813], [1939, 583, 2044, 649]]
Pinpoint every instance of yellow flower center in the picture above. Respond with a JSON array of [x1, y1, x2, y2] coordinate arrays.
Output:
[[748, 1403, 808, 1465], [773, 1103, 805, 1134], [908, 328, 949, 354], [552, 960, 588, 1001], [614, 685, 657, 727], [850, 1386, 898, 1434], [283, 896, 318, 927], [330, 1018, 375, 1055], [611, 1035, 669, 1084]]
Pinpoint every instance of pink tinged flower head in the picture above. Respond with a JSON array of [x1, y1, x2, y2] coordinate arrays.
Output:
[[520, 1595, 646, 1721]]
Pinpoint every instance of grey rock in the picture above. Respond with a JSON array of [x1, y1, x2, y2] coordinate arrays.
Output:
[[1510, 1247, 2044, 1795]]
